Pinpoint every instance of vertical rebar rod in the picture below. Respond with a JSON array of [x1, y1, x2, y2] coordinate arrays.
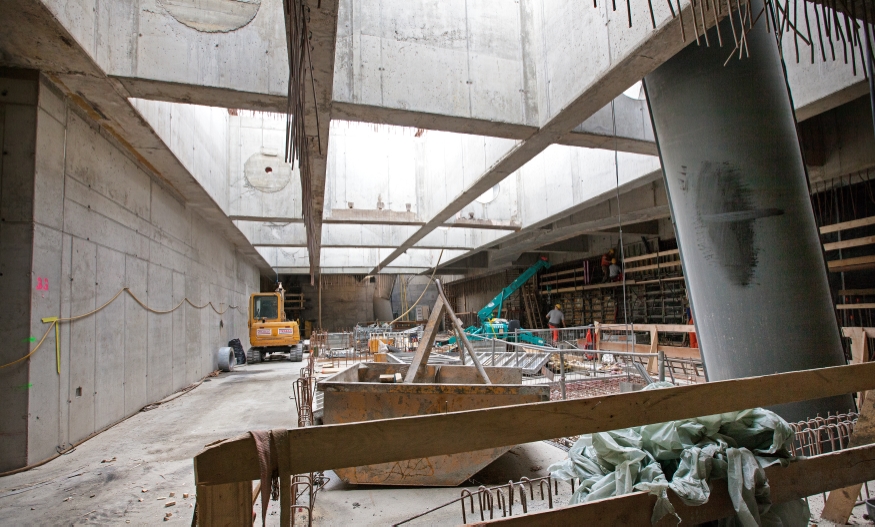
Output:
[[865, 9, 875, 139], [659, 350, 666, 382], [560, 352, 567, 400]]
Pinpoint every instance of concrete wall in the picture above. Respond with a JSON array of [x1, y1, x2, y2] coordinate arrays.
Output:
[[334, 0, 539, 128], [42, 0, 288, 100], [514, 145, 661, 228], [293, 274, 377, 331], [529, 0, 673, 126], [325, 121, 518, 226], [229, 112, 303, 221], [0, 72, 259, 472], [390, 275, 440, 321], [804, 95, 875, 184], [0, 70, 39, 472], [131, 98, 230, 212]]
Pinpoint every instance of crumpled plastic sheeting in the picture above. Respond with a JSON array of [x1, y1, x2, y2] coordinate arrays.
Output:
[[549, 383, 809, 526]]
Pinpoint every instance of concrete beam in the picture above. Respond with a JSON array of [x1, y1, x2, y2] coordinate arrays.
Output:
[[436, 173, 669, 270], [369, 2, 705, 274], [0, 0, 271, 274], [296, 0, 340, 274], [559, 95, 657, 156], [116, 76, 288, 114], [784, 1, 869, 121], [276, 266, 435, 274], [332, 101, 537, 140], [236, 220, 512, 250], [489, 203, 670, 265], [259, 246, 465, 273]]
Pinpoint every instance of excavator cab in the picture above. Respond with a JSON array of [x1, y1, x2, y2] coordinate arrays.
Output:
[[247, 287, 303, 363]]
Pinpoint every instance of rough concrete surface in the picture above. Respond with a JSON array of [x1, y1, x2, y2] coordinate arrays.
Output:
[[0, 360, 298, 525], [0, 358, 573, 525], [808, 492, 874, 525]]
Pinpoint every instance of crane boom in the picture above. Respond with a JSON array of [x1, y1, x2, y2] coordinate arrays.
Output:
[[477, 257, 551, 324]]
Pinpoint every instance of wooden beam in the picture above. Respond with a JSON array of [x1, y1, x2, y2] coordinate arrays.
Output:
[[623, 249, 680, 264], [824, 235, 875, 251], [467, 442, 875, 526], [819, 215, 875, 234], [835, 303, 875, 310], [540, 280, 639, 294], [635, 276, 686, 286], [625, 260, 683, 273], [828, 255, 875, 273], [839, 289, 875, 296], [820, 370, 875, 524], [539, 275, 591, 287], [597, 341, 701, 360], [194, 362, 875, 486], [195, 482, 252, 526], [598, 323, 694, 333], [541, 266, 589, 280], [404, 297, 446, 383]]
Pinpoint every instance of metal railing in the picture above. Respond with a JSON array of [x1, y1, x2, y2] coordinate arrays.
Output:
[[464, 334, 669, 398]]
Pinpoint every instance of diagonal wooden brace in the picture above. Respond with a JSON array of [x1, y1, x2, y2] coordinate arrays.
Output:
[[403, 296, 447, 383]]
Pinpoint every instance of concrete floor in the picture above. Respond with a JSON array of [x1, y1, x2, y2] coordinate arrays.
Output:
[[0, 358, 571, 525], [0, 359, 299, 525], [1, 357, 872, 525]]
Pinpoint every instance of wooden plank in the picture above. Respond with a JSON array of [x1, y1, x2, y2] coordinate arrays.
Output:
[[624, 260, 683, 273], [658, 346, 701, 360], [819, 215, 875, 234], [623, 249, 680, 264], [835, 303, 875, 310], [194, 362, 875, 486], [598, 342, 700, 360], [839, 289, 875, 296], [540, 266, 588, 281], [828, 255, 875, 273], [599, 323, 686, 332], [598, 342, 652, 354], [468, 442, 875, 526], [404, 297, 445, 383], [824, 235, 875, 251], [539, 275, 588, 287], [647, 328, 658, 374], [635, 276, 686, 285], [195, 482, 252, 526], [820, 373, 875, 524], [539, 280, 639, 295], [653, 324, 696, 333]]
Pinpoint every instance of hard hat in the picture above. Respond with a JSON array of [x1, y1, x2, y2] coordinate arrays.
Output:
[[609, 248, 615, 254], [611, 258, 617, 264], [555, 304, 561, 309]]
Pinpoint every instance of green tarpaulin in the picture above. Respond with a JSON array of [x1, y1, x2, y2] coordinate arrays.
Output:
[[549, 382, 809, 526]]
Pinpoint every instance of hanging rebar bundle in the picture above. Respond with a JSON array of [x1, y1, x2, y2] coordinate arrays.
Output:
[[282, 0, 322, 279], [595, 0, 874, 73]]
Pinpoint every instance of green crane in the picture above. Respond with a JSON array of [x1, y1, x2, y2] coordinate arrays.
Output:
[[451, 257, 552, 346]]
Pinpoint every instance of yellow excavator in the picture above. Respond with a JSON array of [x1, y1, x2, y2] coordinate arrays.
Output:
[[247, 284, 303, 363]]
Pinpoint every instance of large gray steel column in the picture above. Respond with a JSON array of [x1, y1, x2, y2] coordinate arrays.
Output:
[[644, 0, 853, 422]]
